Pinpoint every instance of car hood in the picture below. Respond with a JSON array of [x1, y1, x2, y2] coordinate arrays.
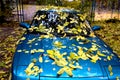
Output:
[[13, 33, 120, 79]]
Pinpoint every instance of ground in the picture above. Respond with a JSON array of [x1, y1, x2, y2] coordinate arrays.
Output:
[[0, 22, 25, 80], [0, 21, 120, 79]]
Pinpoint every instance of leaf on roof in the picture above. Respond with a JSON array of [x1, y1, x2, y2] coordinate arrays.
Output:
[[70, 18, 78, 24]]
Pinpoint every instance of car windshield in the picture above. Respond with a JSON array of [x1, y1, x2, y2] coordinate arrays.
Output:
[[30, 8, 92, 36]]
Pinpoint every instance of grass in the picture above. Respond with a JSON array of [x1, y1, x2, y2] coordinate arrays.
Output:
[[0, 20, 120, 79]]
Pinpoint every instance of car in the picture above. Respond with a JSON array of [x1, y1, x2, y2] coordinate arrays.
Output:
[[11, 6, 120, 80]]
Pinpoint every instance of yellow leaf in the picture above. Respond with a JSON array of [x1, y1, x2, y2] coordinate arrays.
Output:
[[70, 52, 79, 60], [89, 32, 95, 37], [38, 49, 44, 52], [116, 76, 119, 80], [27, 62, 34, 69], [108, 65, 112, 72], [0, 71, 6, 74], [47, 50, 54, 55], [107, 56, 112, 60], [39, 55, 43, 63], [70, 18, 78, 24], [17, 50, 22, 52], [39, 68, 43, 73], [90, 55, 100, 63], [69, 64, 76, 69], [91, 44, 98, 51], [97, 51, 106, 57], [55, 58, 68, 67], [108, 65, 113, 76], [25, 51, 29, 53], [53, 41, 63, 48], [57, 68, 65, 75], [26, 78, 30, 80], [64, 66, 73, 77], [20, 37, 26, 41]]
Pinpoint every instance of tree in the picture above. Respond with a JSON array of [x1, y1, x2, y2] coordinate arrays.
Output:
[[0, 0, 13, 23]]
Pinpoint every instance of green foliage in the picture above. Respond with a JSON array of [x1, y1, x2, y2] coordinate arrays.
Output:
[[0, 0, 13, 23], [62, 0, 81, 9], [61, 0, 92, 21], [36, 0, 56, 5]]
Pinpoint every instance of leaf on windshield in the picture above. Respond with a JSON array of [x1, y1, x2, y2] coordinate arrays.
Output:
[[63, 22, 69, 27], [60, 13, 69, 20], [36, 24, 48, 32], [70, 18, 78, 24], [76, 36, 86, 41], [89, 32, 95, 37], [57, 25, 64, 33], [77, 14, 87, 21], [34, 15, 46, 20]]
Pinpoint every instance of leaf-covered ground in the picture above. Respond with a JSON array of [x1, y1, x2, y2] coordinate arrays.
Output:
[[0, 21, 120, 79], [0, 22, 25, 80], [91, 21, 120, 57]]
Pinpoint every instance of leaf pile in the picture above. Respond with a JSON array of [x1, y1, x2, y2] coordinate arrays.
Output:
[[91, 21, 120, 57], [0, 23, 25, 79]]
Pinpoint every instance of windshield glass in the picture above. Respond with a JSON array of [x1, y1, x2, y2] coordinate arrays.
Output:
[[30, 8, 92, 36]]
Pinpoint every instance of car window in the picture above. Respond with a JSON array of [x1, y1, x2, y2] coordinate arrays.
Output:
[[30, 9, 92, 36]]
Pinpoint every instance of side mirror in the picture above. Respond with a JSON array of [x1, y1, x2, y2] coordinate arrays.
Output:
[[19, 22, 30, 29], [92, 25, 101, 31]]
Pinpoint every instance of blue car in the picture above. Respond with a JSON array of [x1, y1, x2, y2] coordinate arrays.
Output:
[[12, 7, 120, 80]]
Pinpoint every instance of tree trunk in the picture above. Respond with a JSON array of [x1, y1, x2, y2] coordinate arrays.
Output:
[[0, 0, 6, 23]]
